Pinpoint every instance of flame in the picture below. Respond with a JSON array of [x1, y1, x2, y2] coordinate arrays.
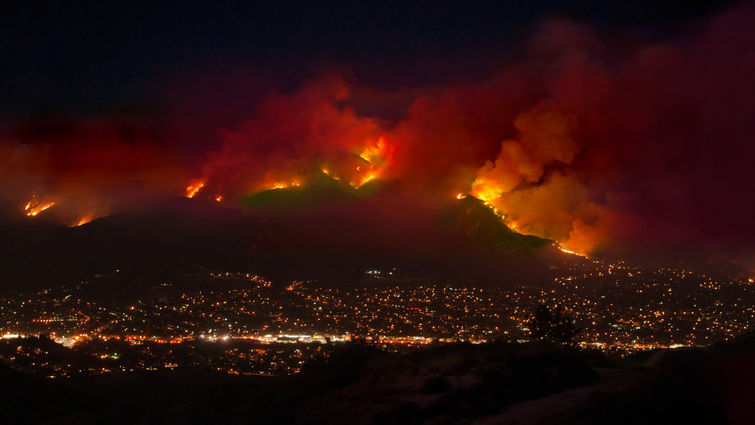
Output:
[[269, 179, 301, 190], [321, 167, 341, 181], [215, 195, 223, 202], [350, 137, 393, 188], [24, 195, 56, 217], [185, 181, 205, 198], [358, 173, 376, 186], [464, 178, 595, 255], [27, 202, 55, 216], [557, 245, 588, 257], [73, 215, 92, 227], [469, 177, 502, 204], [358, 137, 388, 164]]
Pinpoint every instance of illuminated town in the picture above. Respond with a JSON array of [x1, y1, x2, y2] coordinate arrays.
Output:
[[2, 258, 752, 379]]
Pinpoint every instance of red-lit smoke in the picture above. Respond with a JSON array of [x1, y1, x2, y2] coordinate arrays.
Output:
[[0, 4, 752, 261], [0, 119, 186, 224]]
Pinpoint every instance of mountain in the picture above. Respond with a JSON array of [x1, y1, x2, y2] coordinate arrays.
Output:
[[0, 187, 561, 294], [440, 195, 553, 253]]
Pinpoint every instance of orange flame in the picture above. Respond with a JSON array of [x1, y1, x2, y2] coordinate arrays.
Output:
[[358, 137, 388, 164], [557, 245, 588, 257], [351, 137, 392, 188], [27, 202, 55, 216], [469, 177, 502, 204], [321, 167, 341, 181], [185, 181, 205, 198], [269, 179, 302, 190], [24, 195, 56, 217], [73, 215, 93, 227], [357, 173, 377, 187]]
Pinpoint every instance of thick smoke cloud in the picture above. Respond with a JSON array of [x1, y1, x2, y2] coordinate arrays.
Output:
[[0, 119, 186, 223], [196, 76, 390, 197], [0, 4, 752, 264], [395, 6, 754, 258]]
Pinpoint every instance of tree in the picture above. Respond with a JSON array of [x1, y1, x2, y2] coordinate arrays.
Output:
[[527, 304, 579, 345]]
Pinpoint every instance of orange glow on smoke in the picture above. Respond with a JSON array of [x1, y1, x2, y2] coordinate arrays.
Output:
[[350, 137, 392, 188], [358, 137, 388, 164], [185, 181, 205, 198], [469, 177, 502, 205]]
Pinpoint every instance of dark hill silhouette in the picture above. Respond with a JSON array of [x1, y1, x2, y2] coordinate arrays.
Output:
[[440, 195, 553, 253], [0, 188, 562, 294]]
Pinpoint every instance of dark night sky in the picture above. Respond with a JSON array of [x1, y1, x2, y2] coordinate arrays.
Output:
[[0, 0, 735, 117]]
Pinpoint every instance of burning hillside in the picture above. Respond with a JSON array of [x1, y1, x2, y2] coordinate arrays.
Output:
[[1, 4, 753, 265]]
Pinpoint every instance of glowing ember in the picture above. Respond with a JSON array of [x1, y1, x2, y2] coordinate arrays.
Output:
[[185, 181, 205, 198]]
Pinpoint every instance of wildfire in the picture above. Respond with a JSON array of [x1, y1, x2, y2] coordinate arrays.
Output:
[[27, 202, 55, 216], [270, 179, 302, 190], [215, 195, 223, 202], [351, 137, 392, 188], [321, 167, 341, 181], [73, 215, 92, 227], [358, 137, 388, 165], [358, 173, 377, 186], [24, 195, 56, 217], [557, 245, 588, 258], [185, 181, 205, 198], [469, 177, 502, 205]]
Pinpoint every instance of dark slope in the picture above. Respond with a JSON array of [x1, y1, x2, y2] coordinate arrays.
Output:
[[0, 189, 560, 293], [0, 197, 265, 292], [440, 195, 552, 253]]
